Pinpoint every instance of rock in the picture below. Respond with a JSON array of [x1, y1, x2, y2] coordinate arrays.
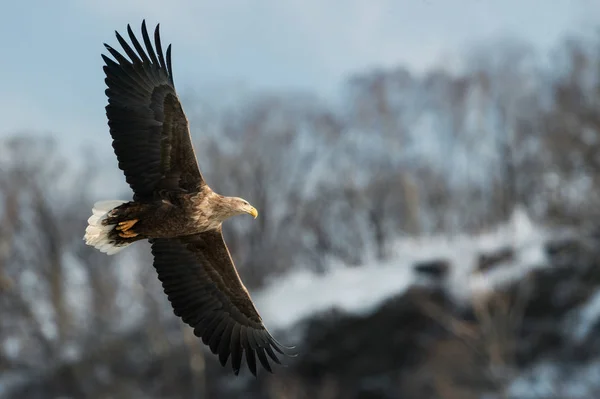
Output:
[[544, 238, 582, 267], [413, 259, 450, 281], [477, 246, 515, 273]]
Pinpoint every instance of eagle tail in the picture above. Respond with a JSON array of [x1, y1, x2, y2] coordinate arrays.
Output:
[[84, 200, 134, 255]]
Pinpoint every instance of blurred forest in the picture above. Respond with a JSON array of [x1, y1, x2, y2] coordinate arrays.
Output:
[[3, 30, 600, 398]]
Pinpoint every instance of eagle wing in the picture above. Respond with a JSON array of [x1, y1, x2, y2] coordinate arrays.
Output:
[[102, 21, 203, 200], [150, 228, 292, 375]]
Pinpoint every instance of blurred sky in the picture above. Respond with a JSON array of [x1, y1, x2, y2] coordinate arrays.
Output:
[[0, 0, 599, 149]]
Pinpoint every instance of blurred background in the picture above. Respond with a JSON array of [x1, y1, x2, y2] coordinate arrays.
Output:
[[2, 1, 600, 398]]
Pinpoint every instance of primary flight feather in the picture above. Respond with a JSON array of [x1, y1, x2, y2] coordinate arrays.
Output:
[[84, 21, 293, 376]]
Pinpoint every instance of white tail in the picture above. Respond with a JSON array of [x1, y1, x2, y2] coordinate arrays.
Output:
[[84, 200, 131, 255]]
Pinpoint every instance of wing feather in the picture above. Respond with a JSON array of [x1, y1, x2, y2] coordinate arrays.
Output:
[[166, 44, 174, 84], [208, 318, 229, 352], [230, 324, 243, 375], [126, 24, 151, 65], [141, 21, 160, 66], [242, 326, 257, 375], [154, 24, 168, 72], [218, 321, 234, 366]]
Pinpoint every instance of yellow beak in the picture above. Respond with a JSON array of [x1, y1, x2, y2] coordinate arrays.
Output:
[[247, 206, 258, 219]]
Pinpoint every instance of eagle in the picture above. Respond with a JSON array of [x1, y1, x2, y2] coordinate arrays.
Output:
[[84, 21, 293, 376]]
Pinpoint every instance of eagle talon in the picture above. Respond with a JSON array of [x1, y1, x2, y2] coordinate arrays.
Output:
[[118, 230, 139, 238], [116, 219, 138, 232]]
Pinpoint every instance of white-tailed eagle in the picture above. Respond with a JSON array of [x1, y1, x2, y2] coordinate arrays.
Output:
[[84, 21, 294, 376]]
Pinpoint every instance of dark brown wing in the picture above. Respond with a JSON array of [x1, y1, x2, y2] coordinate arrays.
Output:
[[102, 21, 204, 200], [150, 228, 294, 375]]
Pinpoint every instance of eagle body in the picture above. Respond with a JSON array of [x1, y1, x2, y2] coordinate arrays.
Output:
[[83, 21, 293, 376], [103, 186, 245, 244]]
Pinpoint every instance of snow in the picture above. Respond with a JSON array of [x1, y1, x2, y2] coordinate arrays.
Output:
[[254, 259, 414, 330], [255, 205, 550, 330]]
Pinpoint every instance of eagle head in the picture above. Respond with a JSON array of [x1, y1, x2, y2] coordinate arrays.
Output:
[[216, 196, 258, 220]]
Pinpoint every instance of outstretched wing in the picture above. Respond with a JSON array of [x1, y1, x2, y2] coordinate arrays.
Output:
[[150, 228, 294, 375], [102, 21, 204, 200]]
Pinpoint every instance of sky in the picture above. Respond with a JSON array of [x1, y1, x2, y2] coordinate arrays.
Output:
[[0, 0, 598, 150]]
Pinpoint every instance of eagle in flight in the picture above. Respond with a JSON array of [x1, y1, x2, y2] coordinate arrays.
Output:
[[84, 21, 293, 376]]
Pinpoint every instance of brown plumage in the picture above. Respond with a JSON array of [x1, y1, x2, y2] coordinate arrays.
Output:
[[84, 21, 294, 376]]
